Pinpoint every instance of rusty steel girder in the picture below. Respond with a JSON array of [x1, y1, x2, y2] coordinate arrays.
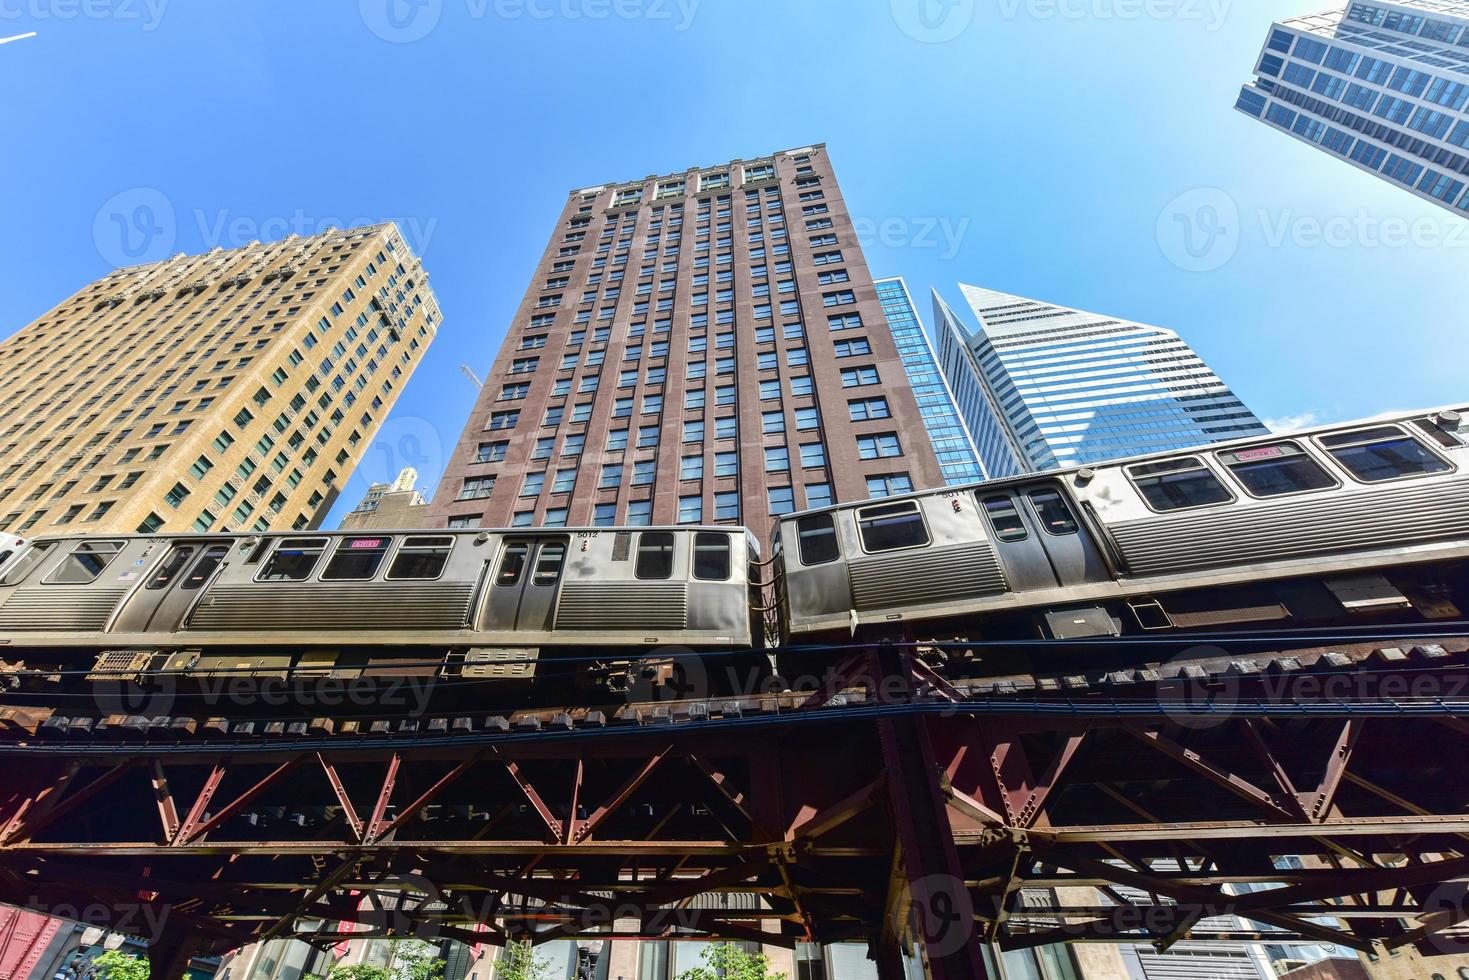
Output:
[[3, 637, 1469, 980]]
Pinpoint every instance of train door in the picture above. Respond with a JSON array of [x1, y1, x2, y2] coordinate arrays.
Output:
[[481, 537, 569, 632], [112, 540, 234, 632], [977, 485, 1110, 591]]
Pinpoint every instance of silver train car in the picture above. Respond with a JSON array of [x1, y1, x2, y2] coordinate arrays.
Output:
[[775, 406, 1469, 642], [0, 527, 760, 688]]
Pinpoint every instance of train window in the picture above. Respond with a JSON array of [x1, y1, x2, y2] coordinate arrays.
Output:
[[857, 501, 929, 553], [257, 538, 329, 581], [1319, 426, 1451, 483], [496, 543, 529, 586], [387, 536, 454, 580], [321, 537, 393, 580], [0, 543, 54, 586], [797, 514, 840, 566], [1219, 443, 1338, 498], [1028, 489, 1079, 535], [636, 531, 676, 579], [1128, 458, 1233, 511], [45, 540, 125, 585], [146, 546, 198, 590], [181, 545, 230, 590], [982, 497, 1028, 542], [532, 542, 567, 586], [693, 532, 731, 580]]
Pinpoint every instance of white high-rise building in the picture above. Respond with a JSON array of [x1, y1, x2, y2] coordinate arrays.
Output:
[[1237, 1, 1469, 215], [953, 284, 1268, 471]]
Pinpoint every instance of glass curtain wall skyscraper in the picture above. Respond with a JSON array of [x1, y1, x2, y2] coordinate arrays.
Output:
[[930, 291, 1029, 481], [957, 283, 1269, 470], [872, 277, 984, 485], [1236, 0, 1469, 215]]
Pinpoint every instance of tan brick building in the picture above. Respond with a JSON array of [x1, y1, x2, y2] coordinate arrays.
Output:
[[427, 144, 943, 545], [0, 223, 439, 535], [338, 466, 430, 530]]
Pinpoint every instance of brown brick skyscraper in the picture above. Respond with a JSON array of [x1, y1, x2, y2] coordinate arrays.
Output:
[[429, 144, 942, 545]]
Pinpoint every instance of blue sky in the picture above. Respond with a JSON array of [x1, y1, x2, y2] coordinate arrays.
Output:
[[0, 0, 1463, 526]]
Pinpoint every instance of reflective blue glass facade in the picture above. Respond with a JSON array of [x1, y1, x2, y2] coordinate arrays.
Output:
[[959, 284, 1269, 470], [930, 292, 1029, 480], [1237, 1, 1469, 214], [873, 277, 985, 485]]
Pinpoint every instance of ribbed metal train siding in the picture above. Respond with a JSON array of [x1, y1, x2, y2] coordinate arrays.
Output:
[[1110, 479, 1469, 576], [187, 583, 476, 630], [555, 583, 687, 631], [848, 542, 1008, 611], [0, 587, 131, 631]]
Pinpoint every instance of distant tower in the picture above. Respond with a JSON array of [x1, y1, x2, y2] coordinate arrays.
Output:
[[1237, 1, 1469, 214], [954, 284, 1268, 470]]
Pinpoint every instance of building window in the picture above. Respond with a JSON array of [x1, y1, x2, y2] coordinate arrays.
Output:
[[678, 495, 703, 523], [600, 464, 623, 489], [857, 433, 903, 459], [593, 502, 617, 526], [866, 473, 914, 498], [799, 443, 827, 468], [475, 441, 507, 464], [765, 446, 790, 472], [552, 468, 577, 493], [627, 500, 653, 526], [806, 482, 833, 509], [713, 491, 740, 521], [458, 476, 496, 500], [768, 486, 796, 515], [681, 456, 704, 480], [841, 366, 880, 387], [849, 397, 891, 421], [521, 472, 545, 497]]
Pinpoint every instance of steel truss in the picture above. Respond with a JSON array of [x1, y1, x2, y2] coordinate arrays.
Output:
[[3, 638, 1469, 980]]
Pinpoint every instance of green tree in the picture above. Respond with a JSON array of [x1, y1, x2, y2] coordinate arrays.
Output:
[[675, 944, 786, 980], [326, 965, 392, 980], [391, 940, 445, 980], [92, 951, 150, 980], [492, 940, 552, 980]]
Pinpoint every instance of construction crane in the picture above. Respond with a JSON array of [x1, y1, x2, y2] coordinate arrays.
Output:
[[460, 365, 484, 390]]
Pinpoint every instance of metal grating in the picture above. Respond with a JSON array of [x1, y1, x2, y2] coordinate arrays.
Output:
[[848, 542, 1008, 611], [0, 587, 130, 631], [188, 583, 476, 630], [555, 582, 687, 631]]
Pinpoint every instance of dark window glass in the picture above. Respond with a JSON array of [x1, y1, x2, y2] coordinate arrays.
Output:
[[1221, 443, 1337, 497], [797, 513, 840, 565], [182, 545, 230, 589], [258, 537, 330, 581], [1320, 426, 1451, 482], [857, 501, 929, 552], [321, 537, 392, 580], [693, 532, 731, 580], [496, 543, 529, 585], [1, 543, 54, 586], [1128, 458, 1232, 511], [982, 497, 1028, 542], [47, 540, 125, 584], [636, 531, 676, 579], [532, 541, 567, 586], [146, 546, 197, 589], [1028, 489, 1079, 535], [387, 536, 453, 580]]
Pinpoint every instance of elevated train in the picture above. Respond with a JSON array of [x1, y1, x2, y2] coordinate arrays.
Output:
[[0, 406, 1466, 698]]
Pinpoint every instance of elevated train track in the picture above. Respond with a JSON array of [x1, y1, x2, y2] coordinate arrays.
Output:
[[5, 631, 1469, 980]]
